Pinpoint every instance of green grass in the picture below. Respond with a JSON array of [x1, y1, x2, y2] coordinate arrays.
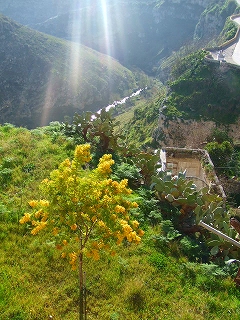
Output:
[[165, 51, 240, 124], [1, 124, 240, 319], [1, 224, 240, 319]]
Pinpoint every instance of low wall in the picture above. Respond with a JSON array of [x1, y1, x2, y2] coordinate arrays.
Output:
[[163, 147, 226, 201]]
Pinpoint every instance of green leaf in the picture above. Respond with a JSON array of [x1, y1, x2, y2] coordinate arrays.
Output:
[[210, 246, 219, 256], [166, 194, 174, 202], [207, 240, 223, 247], [175, 197, 188, 205], [222, 221, 229, 234], [196, 198, 204, 205], [195, 205, 201, 215], [151, 177, 165, 192], [201, 186, 209, 195], [186, 194, 196, 204]]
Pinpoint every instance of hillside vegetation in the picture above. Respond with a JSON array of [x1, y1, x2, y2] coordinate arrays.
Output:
[[0, 0, 239, 128], [123, 49, 240, 149], [0, 14, 137, 128], [1, 120, 240, 319], [165, 50, 240, 124], [0, 0, 216, 74]]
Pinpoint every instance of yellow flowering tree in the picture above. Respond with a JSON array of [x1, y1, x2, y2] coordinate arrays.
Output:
[[20, 144, 144, 320]]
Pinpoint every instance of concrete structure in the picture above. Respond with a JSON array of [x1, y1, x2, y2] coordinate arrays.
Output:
[[206, 8, 240, 66], [161, 147, 226, 200]]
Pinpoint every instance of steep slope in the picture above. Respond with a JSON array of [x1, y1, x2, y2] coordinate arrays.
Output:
[[0, 14, 136, 128], [165, 50, 240, 124], [122, 49, 240, 149], [0, 0, 209, 74], [194, 0, 238, 41], [0, 0, 71, 25], [0, 0, 238, 75]]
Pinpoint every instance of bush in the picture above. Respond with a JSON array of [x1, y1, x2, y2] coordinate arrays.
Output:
[[0, 167, 12, 186], [205, 140, 234, 169], [180, 236, 209, 262], [111, 162, 142, 189], [148, 252, 168, 270]]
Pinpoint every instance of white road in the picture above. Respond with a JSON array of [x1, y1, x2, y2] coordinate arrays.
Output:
[[232, 16, 240, 65], [208, 1, 240, 66]]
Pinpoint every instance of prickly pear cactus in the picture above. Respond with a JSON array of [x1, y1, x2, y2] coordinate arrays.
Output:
[[151, 170, 240, 260]]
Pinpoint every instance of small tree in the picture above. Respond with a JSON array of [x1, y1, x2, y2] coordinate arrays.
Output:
[[20, 144, 144, 319]]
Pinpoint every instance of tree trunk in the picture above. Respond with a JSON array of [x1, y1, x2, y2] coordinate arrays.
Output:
[[79, 237, 86, 320]]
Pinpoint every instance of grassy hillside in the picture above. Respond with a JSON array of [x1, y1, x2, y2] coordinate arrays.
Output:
[[0, 0, 209, 74], [123, 50, 240, 151], [164, 50, 240, 124], [1, 123, 240, 319], [0, 14, 137, 128]]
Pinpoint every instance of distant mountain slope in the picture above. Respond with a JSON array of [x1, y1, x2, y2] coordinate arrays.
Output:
[[0, 14, 136, 128], [0, 0, 209, 74], [0, 0, 71, 25], [1, 1, 237, 75]]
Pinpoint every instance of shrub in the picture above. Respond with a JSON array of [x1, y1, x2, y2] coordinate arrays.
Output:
[[205, 140, 234, 169], [180, 236, 209, 262], [0, 167, 12, 186], [111, 162, 142, 189], [148, 252, 168, 270]]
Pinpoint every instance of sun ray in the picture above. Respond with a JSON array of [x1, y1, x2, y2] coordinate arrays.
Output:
[[100, 0, 112, 57], [68, 0, 83, 93], [41, 71, 55, 127]]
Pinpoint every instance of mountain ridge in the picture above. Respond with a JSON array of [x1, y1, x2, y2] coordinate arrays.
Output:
[[0, 0, 210, 73], [0, 14, 137, 128]]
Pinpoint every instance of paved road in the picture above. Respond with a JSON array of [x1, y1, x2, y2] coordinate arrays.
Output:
[[232, 16, 240, 64]]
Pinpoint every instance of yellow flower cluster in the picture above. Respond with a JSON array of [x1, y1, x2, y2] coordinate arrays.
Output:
[[97, 154, 114, 175], [91, 240, 105, 249], [21, 200, 49, 224], [131, 220, 140, 229], [62, 239, 68, 246], [61, 158, 71, 168], [31, 221, 47, 235], [115, 219, 142, 245], [52, 227, 59, 236], [74, 144, 92, 164], [19, 213, 32, 224], [98, 220, 106, 228], [28, 200, 38, 208], [115, 205, 126, 214], [34, 209, 42, 219], [39, 200, 49, 207], [110, 179, 132, 195], [70, 223, 78, 230], [86, 248, 100, 261], [69, 252, 78, 270], [131, 202, 138, 208], [61, 252, 67, 258]]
